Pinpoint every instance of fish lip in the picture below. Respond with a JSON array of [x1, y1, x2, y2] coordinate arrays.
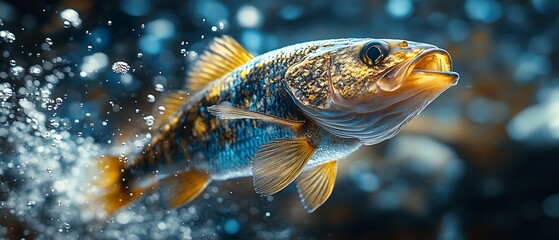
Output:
[[408, 48, 459, 86], [378, 48, 459, 91]]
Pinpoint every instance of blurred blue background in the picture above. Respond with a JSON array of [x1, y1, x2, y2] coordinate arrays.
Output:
[[1, 0, 559, 239]]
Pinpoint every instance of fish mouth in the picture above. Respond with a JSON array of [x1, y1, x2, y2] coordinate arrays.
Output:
[[377, 48, 459, 92]]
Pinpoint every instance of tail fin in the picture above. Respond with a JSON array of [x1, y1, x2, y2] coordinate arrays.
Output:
[[90, 155, 144, 216]]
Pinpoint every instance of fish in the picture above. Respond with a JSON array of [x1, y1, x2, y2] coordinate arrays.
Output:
[[90, 35, 459, 216]]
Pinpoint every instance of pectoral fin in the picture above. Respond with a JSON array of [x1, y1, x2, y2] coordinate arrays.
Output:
[[160, 169, 211, 209], [296, 160, 337, 213], [252, 137, 317, 195], [208, 101, 304, 131]]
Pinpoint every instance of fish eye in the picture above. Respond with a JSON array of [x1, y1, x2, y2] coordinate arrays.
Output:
[[360, 41, 388, 66]]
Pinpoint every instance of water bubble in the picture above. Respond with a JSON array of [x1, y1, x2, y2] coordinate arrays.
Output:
[[46, 168, 53, 174], [87, 45, 92, 51], [29, 65, 43, 76], [155, 84, 164, 92], [10, 66, 25, 77], [53, 135, 63, 142], [60, 9, 82, 27], [9, 59, 16, 66], [143, 115, 155, 126], [158, 106, 166, 114], [107, 20, 112, 26], [0, 30, 16, 43], [141, 23, 145, 29], [45, 37, 53, 45], [112, 61, 130, 74], [180, 49, 187, 56], [211, 26, 218, 32], [137, 53, 143, 58], [147, 94, 155, 102], [62, 21, 71, 28]]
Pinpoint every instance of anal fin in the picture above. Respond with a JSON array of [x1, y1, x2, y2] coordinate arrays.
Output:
[[252, 137, 317, 195], [160, 169, 211, 209], [296, 160, 338, 213], [208, 101, 304, 131]]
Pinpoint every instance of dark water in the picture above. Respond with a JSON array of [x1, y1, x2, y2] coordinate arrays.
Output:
[[1, 0, 559, 239]]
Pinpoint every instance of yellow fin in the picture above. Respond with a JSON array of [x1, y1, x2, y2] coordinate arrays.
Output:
[[89, 155, 145, 217], [296, 160, 337, 213], [252, 137, 317, 195], [186, 35, 253, 92], [160, 169, 211, 209], [208, 101, 304, 131], [152, 90, 189, 130]]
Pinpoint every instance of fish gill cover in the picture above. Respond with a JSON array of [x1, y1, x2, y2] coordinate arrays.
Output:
[[1, 0, 559, 239]]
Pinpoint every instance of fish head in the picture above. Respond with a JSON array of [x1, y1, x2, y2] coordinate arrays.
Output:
[[285, 38, 459, 145]]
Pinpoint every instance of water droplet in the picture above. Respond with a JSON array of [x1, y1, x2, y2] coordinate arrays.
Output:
[[53, 135, 63, 142], [87, 45, 92, 51], [140, 23, 145, 29], [10, 66, 25, 77], [155, 84, 164, 92], [28, 201, 36, 206], [265, 212, 270, 217], [137, 53, 143, 58], [143, 115, 155, 126], [107, 20, 112, 26], [60, 9, 82, 28], [64, 222, 70, 229], [211, 26, 218, 32], [9, 60, 16, 66], [45, 37, 53, 45], [29, 65, 43, 76], [46, 168, 53, 174], [0, 30, 16, 43], [180, 49, 187, 56], [112, 61, 130, 74], [158, 106, 166, 114], [62, 21, 71, 28]]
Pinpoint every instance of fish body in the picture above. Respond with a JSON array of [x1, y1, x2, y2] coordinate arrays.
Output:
[[92, 36, 459, 216]]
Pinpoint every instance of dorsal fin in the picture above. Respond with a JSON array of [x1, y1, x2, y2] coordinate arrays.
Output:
[[186, 35, 254, 92], [151, 90, 190, 131]]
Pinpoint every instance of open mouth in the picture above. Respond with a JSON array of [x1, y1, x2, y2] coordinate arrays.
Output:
[[377, 49, 459, 92]]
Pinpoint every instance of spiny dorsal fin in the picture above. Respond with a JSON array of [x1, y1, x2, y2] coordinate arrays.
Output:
[[151, 90, 190, 131], [252, 137, 317, 195], [296, 160, 337, 213], [208, 101, 304, 131], [186, 35, 253, 92], [160, 169, 211, 209]]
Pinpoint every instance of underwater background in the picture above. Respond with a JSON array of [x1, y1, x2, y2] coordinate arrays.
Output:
[[1, 0, 559, 239]]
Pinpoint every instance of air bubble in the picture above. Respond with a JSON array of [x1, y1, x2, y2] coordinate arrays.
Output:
[[0, 30, 16, 43], [45, 38, 53, 45], [147, 94, 155, 102], [155, 84, 164, 92], [112, 61, 130, 74], [143, 115, 155, 126], [158, 106, 166, 114]]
